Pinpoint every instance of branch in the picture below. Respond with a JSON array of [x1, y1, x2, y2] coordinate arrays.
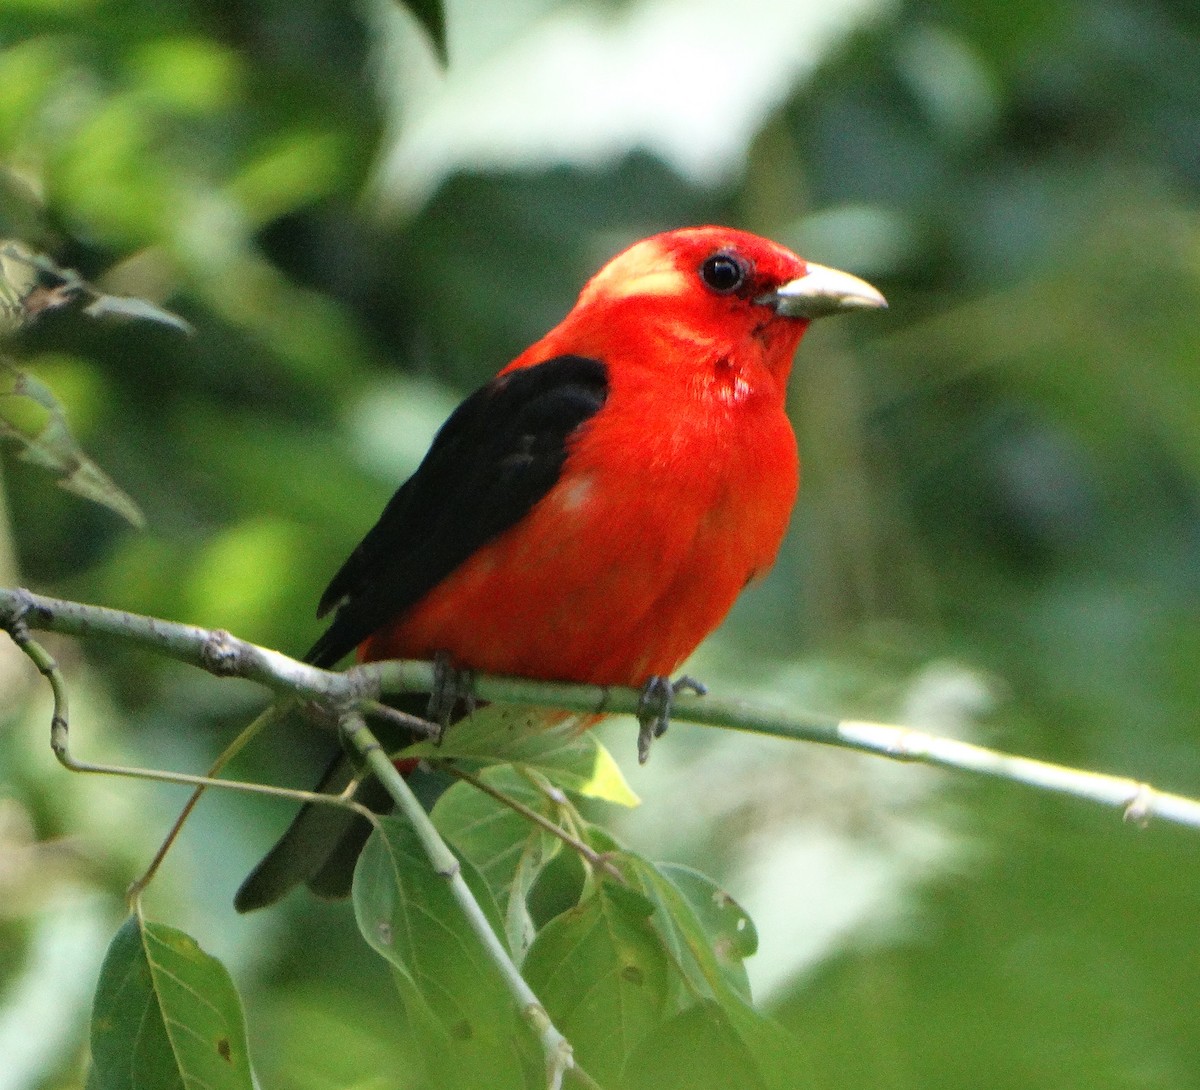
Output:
[[3, 585, 1200, 831]]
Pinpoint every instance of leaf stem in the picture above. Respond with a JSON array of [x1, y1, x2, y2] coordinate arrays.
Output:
[[451, 765, 624, 882]]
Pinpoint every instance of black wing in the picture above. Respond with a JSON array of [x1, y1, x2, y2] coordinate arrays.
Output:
[[305, 354, 609, 667]]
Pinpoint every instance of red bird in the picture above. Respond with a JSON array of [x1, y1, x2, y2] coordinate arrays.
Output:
[[236, 226, 885, 911]]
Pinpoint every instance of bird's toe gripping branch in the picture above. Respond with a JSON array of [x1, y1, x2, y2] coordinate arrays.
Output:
[[427, 650, 477, 742], [636, 674, 707, 764]]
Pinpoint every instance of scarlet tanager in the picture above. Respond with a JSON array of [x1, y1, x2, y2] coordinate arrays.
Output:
[[235, 226, 885, 912]]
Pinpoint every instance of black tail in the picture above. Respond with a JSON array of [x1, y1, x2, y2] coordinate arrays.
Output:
[[234, 749, 371, 912], [234, 693, 435, 912]]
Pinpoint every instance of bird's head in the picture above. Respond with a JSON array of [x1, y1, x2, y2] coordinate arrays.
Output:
[[555, 226, 886, 392]]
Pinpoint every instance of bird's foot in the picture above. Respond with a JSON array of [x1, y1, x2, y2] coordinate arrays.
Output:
[[427, 651, 476, 744], [636, 674, 707, 764]]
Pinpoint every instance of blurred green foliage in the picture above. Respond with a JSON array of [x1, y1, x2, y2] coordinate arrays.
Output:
[[2, 0, 1200, 1087]]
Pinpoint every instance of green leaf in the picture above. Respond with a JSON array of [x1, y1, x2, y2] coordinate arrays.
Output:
[[404, 703, 583, 761], [527, 839, 588, 930], [352, 816, 536, 1086], [433, 768, 553, 893], [396, 0, 447, 64], [432, 768, 561, 955], [405, 703, 640, 806], [90, 915, 252, 1090], [0, 359, 145, 527], [523, 884, 670, 1086], [577, 733, 642, 807], [716, 1000, 811, 1090], [656, 864, 758, 1002], [386, 962, 502, 1090], [619, 1000, 773, 1090]]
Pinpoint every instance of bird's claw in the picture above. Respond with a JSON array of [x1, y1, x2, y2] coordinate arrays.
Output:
[[427, 651, 476, 744], [636, 674, 707, 764]]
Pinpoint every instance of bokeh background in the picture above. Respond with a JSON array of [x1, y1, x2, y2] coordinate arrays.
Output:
[[2, 0, 1200, 1086]]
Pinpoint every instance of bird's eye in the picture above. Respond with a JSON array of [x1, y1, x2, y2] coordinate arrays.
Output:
[[699, 252, 748, 294]]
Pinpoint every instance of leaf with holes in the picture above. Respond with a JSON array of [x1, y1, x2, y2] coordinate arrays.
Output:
[[657, 863, 758, 1002], [90, 915, 252, 1090], [612, 852, 803, 1088], [620, 851, 752, 1008]]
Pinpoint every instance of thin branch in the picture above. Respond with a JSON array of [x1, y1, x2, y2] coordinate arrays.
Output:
[[3, 585, 1200, 831], [1, 610, 380, 872], [359, 697, 440, 738], [381, 667, 1200, 831], [129, 698, 298, 899], [355, 666, 1200, 832], [0, 584, 425, 702]]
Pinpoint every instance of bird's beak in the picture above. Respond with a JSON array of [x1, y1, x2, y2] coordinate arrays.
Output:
[[760, 263, 887, 320]]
